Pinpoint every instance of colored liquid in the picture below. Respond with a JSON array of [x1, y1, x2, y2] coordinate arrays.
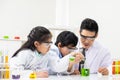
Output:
[[3, 36, 9, 39], [0, 68, 9, 78], [69, 57, 75, 61], [119, 66, 120, 74], [112, 66, 115, 74], [5, 69, 10, 79], [5, 56, 8, 63], [112, 60, 120, 75], [118, 61, 120, 65], [112, 61, 115, 65], [81, 68, 90, 76], [118, 61, 120, 74], [12, 75, 20, 79], [29, 72, 36, 79]]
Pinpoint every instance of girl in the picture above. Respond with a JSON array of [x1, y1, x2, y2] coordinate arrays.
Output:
[[10, 26, 52, 78]]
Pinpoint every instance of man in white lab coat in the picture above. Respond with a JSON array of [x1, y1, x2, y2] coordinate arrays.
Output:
[[48, 31, 84, 75], [76, 18, 112, 75]]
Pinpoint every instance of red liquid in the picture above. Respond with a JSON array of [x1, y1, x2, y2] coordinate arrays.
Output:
[[112, 66, 115, 75]]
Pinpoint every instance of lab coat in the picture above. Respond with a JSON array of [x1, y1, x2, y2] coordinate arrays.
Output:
[[48, 45, 75, 75], [76, 40, 112, 74], [10, 49, 49, 71]]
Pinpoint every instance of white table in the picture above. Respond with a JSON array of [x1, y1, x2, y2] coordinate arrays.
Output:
[[10, 70, 120, 80], [21, 74, 120, 80]]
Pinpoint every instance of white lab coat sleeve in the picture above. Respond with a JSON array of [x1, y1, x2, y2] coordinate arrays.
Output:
[[10, 56, 33, 77], [100, 50, 112, 67], [10, 51, 30, 70], [99, 49, 112, 75], [49, 51, 72, 73], [107, 64, 112, 75], [61, 64, 76, 74]]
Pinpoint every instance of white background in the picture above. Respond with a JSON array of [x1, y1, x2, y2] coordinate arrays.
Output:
[[0, 0, 56, 40], [0, 0, 120, 59]]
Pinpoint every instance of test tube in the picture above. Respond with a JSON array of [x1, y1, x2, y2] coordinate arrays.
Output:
[[115, 61, 119, 74], [5, 65, 10, 79], [0, 50, 4, 79], [112, 61, 115, 75], [118, 61, 120, 74], [4, 50, 10, 79]]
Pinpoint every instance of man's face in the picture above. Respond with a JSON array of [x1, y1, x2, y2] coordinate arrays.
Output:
[[80, 29, 97, 49]]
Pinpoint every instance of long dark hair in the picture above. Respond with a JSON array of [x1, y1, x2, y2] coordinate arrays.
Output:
[[12, 26, 52, 57]]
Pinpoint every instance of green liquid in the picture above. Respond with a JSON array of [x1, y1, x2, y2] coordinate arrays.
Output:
[[69, 57, 75, 61], [3, 36, 9, 39], [81, 68, 90, 76]]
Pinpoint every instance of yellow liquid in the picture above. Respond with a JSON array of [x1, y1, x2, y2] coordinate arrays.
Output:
[[5, 56, 8, 63], [29, 72, 36, 79], [5, 70, 10, 79]]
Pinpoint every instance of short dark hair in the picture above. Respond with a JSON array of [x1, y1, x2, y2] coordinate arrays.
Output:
[[80, 18, 99, 35], [55, 31, 78, 47]]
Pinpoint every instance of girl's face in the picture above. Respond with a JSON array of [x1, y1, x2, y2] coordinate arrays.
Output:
[[34, 38, 52, 55]]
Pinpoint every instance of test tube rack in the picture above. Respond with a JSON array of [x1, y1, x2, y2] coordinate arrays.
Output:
[[0, 50, 10, 79], [112, 60, 120, 74]]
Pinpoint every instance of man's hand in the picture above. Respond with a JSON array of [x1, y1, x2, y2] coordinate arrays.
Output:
[[98, 67, 109, 75]]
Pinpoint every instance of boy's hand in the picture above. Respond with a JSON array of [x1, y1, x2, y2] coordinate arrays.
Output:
[[70, 52, 84, 64], [71, 69, 80, 75]]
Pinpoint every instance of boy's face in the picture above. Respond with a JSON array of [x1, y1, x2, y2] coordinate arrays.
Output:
[[58, 44, 76, 57]]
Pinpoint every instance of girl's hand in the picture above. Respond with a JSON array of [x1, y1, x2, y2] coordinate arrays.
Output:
[[35, 71, 49, 78]]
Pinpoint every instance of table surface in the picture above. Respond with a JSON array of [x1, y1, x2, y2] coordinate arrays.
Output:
[[20, 74, 120, 80], [7, 70, 120, 80]]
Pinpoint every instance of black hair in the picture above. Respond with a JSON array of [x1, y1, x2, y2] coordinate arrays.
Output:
[[80, 18, 99, 35], [55, 31, 78, 47], [12, 26, 52, 57]]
